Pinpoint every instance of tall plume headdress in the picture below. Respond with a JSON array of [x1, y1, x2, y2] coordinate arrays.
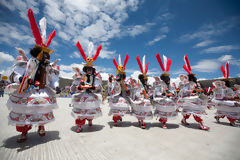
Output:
[[27, 8, 56, 58], [155, 53, 172, 76], [76, 41, 102, 66], [136, 55, 149, 79], [182, 54, 196, 76], [113, 53, 129, 74], [220, 61, 229, 79]]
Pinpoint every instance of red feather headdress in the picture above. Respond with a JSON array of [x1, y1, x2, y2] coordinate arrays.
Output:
[[113, 53, 129, 73], [156, 53, 172, 76], [220, 61, 229, 79], [27, 8, 56, 54], [136, 55, 149, 76], [76, 41, 102, 66], [182, 54, 196, 76]]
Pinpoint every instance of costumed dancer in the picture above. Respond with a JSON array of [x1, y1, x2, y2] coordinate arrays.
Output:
[[153, 53, 178, 128], [212, 62, 240, 126], [6, 9, 58, 142], [49, 59, 61, 94], [129, 55, 153, 129], [205, 87, 215, 110], [178, 54, 209, 130], [71, 41, 103, 132], [108, 54, 131, 126], [9, 48, 28, 85], [234, 84, 240, 99]]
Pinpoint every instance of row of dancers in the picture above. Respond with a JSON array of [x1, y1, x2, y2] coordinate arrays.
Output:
[[5, 8, 240, 143]]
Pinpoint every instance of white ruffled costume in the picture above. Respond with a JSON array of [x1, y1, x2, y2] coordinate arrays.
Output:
[[128, 78, 153, 120], [212, 81, 240, 123], [108, 77, 131, 116], [178, 54, 209, 130], [71, 41, 103, 132], [211, 61, 240, 126], [6, 10, 59, 143], [7, 58, 58, 126], [70, 72, 102, 120], [153, 77, 178, 119], [108, 54, 131, 125]]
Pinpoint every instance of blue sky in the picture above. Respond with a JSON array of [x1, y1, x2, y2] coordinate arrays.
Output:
[[0, 0, 240, 81]]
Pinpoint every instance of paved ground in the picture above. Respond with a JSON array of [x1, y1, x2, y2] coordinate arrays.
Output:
[[0, 95, 240, 160]]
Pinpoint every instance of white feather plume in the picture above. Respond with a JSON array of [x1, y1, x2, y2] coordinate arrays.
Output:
[[118, 54, 122, 66], [88, 42, 94, 58], [142, 55, 145, 74], [39, 17, 47, 44], [163, 54, 167, 71]]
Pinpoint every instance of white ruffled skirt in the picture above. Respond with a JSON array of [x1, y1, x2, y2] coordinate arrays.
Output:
[[7, 87, 58, 126], [71, 92, 102, 119], [108, 95, 131, 116], [131, 99, 153, 120], [178, 96, 207, 117], [153, 97, 178, 119], [212, 98, 240, 119]]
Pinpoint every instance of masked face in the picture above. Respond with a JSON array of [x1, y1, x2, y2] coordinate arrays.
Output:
[[42, 52, 50, 64], [86, 57, 93, 63], [118, 66, 125, 72], [160, 75, 170, 86], [138, 74, 147, 85], [83, 66, 95, 75], [188, 74, 197, 84]]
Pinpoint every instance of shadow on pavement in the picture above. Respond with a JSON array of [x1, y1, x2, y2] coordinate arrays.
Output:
[[1, 131, 60, 152], [71, 124, 104, 133], [107, 121, 132, 128], [181, 123, 210, 131], [131, 122, 151, 130], [214, 121, 239, 127], [151, 122, 180, 129]]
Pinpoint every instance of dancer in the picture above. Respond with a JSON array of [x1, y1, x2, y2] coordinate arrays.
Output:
[[212, 62, 240, 126], [178, 54, 209, 130], [153, 53, 178, 128], [71, 42, 103, 132], [129, 55, 153, 129], [9, 48, 28, 84], [7, 9, 58, 142], [108, 54, 131, 126], [49, 59, 61, 94]]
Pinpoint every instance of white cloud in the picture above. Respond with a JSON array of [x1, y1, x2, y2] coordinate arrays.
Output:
[[0, 52, 15, 64], [42, 0, 143, 44], [0, 0, 155, 60], [172, 68, 185, 75], [130, 71, 141, 79], [193, 40, 214, 48], [192, 59, 220, 73], [202, 45, 240, 54], [125, 23, 155, 37], [59, 62, 114, 79], [70, 51, 81, 59], [0, 0, 39, 21], [0, 22, 34, 46], [39, 0, 151, 59], [218, 55, 240, 67], [99, 49, 116, 59], [157, 12, 175, 21], [147, 35, 167, 46], [190, 54, 240, 73], [180, 17, 240, 42]]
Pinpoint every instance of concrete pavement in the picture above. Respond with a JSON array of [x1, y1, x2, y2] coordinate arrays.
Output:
[[0, 95, 240, 160]]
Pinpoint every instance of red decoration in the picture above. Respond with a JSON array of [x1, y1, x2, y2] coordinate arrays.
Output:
[[27, 8, 42, 45]]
